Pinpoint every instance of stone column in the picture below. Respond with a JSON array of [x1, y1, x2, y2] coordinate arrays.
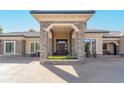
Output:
[[69, 30, 73, 55], [75, 32, 78, 56], [77, 31, 85, 63], [74, 21, 85, 63], [40, 22, 52, 63], [51, 30, 54, 55], [40, 28, 48, 63], [22, 40, 26, 56], [48, 38, 52, 56]]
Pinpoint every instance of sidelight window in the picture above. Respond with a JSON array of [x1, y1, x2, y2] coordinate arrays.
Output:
[[30, 42, 40, 53]]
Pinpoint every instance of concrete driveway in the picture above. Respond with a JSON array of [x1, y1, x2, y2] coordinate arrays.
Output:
[[0, 56, 124, 83]]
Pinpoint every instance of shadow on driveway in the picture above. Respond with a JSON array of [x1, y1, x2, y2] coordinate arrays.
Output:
[[42, 56, 124, 83], [43, 65, 81, 83], [0, 56, 40, 64]]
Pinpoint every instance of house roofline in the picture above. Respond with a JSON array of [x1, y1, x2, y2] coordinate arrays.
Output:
[[0, 35, 40, 38], [103, 36, 121, 38], [0, 35, 25, 37], [85, 31, 109, 33], [30, 10, 95, 14]]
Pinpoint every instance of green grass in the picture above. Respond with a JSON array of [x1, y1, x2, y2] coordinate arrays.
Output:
[[48, 56, 77, 60]]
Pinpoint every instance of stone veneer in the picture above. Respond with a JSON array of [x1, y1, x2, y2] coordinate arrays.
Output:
[[0, 40, 25, 56], [77, 31, 85, 62], [0, 40, 3, 55], [16, 40, 26, 56], [40, 21, 85, 64]]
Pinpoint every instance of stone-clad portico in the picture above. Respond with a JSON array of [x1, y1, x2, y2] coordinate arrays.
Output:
[[30, 10, 95, 64]]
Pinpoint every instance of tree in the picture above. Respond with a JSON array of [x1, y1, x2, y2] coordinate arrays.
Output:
[[0, 26, 2, 33], [29, 28, 36, 32]]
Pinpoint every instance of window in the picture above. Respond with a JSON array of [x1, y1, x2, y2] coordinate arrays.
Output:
[[84, 39, 96, 54], [36, 43, 40, 52], [92, 39, 96, 54], [31, 43, 35, 52], [103, 43, 107, 50], [30, 42, 40, 53], [4, 41, 15, 54]]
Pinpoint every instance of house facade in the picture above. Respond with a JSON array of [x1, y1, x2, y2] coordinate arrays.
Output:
[[0, 10, 124, 63]]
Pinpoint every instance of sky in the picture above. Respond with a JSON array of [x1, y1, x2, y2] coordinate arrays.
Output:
[[0, 10, 124, 33]]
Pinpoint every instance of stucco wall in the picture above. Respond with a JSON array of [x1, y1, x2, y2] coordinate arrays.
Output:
[[120, 36, 124, 53], [103, 37, 120, 54]]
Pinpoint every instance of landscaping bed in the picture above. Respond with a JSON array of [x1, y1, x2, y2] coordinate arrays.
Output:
[[48, 56, 77, 60]]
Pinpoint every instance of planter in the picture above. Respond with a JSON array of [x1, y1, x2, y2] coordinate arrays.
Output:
[[119, 52, 124, 57]]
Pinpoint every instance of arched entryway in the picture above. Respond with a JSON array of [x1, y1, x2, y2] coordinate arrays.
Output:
[[30, 10, 95, 63], [46, 24, 79, 56], [103, 42, 119, 55], [113, 43, 117, 55]]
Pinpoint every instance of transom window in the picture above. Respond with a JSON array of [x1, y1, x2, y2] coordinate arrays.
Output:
[[4, 41, 16, 54], [30, 42, 40, 53]]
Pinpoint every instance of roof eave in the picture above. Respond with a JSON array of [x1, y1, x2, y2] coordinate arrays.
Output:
[[0, 35, 26, 37], [103, 36, 121, 38], [85, 31, 109, 33], [30, 10, 95, 14]]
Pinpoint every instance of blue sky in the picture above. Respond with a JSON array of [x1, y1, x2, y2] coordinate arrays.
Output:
[[88, 10, 124, 31], [0, 10, 124, 32], [0, 10, 40, 32]]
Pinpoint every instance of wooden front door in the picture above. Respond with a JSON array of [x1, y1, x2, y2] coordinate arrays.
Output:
[[56, 39, 68, 55]]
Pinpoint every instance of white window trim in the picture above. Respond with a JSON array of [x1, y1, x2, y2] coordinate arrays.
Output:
[[29, 42, 40, 53], [84, 38, 96, 54], [4, 41, 16, 55]]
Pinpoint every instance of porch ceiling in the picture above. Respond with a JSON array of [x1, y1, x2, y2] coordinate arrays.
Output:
[[48, 26, 74, 39], [53, 27, 72, 34]]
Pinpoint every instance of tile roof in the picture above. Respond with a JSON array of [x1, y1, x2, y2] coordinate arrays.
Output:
[[85, 29, 109, 33], [0, 31, 40, 37], [0, 30, 123, 38], [103, 31, 124, 37]]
